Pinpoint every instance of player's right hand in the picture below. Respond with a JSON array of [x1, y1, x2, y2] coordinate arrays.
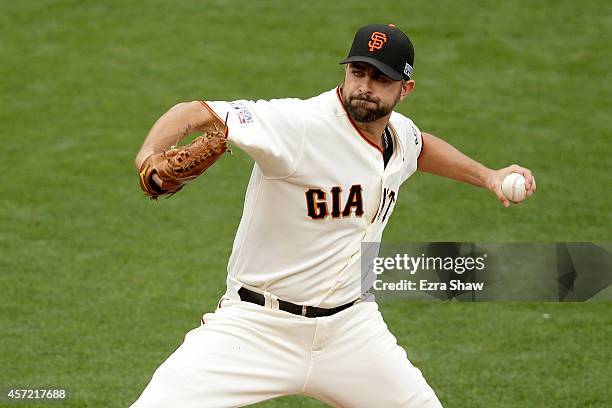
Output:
[[485, 164, 537, 207]]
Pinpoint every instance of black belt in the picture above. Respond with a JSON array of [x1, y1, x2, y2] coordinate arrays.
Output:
[[238, 287, 356, 318]]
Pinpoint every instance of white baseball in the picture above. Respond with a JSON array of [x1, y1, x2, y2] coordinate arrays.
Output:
[[501, 172, 527, 203]]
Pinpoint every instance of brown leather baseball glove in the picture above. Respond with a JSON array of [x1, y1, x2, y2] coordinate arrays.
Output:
[[138, 122, 230, 200]]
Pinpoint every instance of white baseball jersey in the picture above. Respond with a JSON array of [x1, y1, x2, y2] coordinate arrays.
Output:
[[204, 87, 423, 308]]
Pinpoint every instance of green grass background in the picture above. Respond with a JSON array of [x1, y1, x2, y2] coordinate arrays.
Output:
[[1, 0, 610, 407]]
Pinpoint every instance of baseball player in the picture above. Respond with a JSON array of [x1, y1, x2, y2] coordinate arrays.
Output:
[[131, 24, 536, 407]]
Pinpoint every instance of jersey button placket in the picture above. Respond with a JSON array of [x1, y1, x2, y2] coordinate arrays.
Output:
[[371, 165, 385, 226]]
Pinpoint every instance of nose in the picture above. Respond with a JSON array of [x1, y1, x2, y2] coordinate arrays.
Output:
[[356, 75, 374, 95]]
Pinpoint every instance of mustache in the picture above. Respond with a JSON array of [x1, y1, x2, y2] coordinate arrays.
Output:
[[350, 94, 379, 104]]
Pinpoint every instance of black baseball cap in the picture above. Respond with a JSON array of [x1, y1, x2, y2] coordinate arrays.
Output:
[[340, 24, 415, 80]]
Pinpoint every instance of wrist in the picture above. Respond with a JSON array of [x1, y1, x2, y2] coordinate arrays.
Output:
[[478, 166, 496, 191]]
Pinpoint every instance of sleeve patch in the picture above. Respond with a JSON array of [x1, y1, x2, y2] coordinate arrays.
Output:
[[229, 101, 254, 126]]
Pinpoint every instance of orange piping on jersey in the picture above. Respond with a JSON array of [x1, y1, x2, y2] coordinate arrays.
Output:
[[336, 87, 383, 155], [417, 132, 425, 160], [199, 101, 225, 125], [199, 100, 232, 142]]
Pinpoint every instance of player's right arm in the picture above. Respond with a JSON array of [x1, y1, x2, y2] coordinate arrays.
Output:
[[134, 101, 220, 170], [417, 132, 536, 207]]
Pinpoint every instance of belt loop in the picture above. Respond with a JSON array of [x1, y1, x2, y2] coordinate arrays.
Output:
[[263, 292, 272, 309], [270, 293, 279, 310], [262, 291, 280, 310]]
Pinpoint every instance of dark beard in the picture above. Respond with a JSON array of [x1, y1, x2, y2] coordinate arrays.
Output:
[[342, 93, 397, 123]]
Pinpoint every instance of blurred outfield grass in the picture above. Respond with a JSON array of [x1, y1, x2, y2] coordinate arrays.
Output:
[[0, 0, 610, 407]]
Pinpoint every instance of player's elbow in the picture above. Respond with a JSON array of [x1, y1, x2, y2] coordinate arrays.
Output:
[[170, 100, 207, 113], [179, 100, 217, 130], [168, 101, 192, 112]]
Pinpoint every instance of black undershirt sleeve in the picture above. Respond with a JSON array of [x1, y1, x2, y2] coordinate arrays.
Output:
[[382, 127, 394, 168]]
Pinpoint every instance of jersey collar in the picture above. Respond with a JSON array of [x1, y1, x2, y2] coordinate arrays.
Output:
[[335, 86, 384, 155]]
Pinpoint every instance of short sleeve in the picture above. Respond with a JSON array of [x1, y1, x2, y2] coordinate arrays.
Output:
[[202, 98, 305, 178], [411, 120, 424, 160]]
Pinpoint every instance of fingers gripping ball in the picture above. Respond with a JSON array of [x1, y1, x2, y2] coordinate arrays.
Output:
[[501, 172, 527, 203], [138, 121, 231, 200]]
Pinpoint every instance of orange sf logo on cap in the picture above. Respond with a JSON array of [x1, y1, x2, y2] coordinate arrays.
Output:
[[368, 32, 387, 52]]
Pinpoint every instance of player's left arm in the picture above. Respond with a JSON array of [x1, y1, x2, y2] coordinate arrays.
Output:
[[417, 132, 537, 207]]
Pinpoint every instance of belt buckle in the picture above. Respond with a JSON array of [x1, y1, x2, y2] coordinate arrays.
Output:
[[301, 305, 307, 316]]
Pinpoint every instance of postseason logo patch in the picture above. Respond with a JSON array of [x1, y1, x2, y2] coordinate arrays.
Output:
[[229, 102, 254, 126], [403, 63, 413, 78]]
